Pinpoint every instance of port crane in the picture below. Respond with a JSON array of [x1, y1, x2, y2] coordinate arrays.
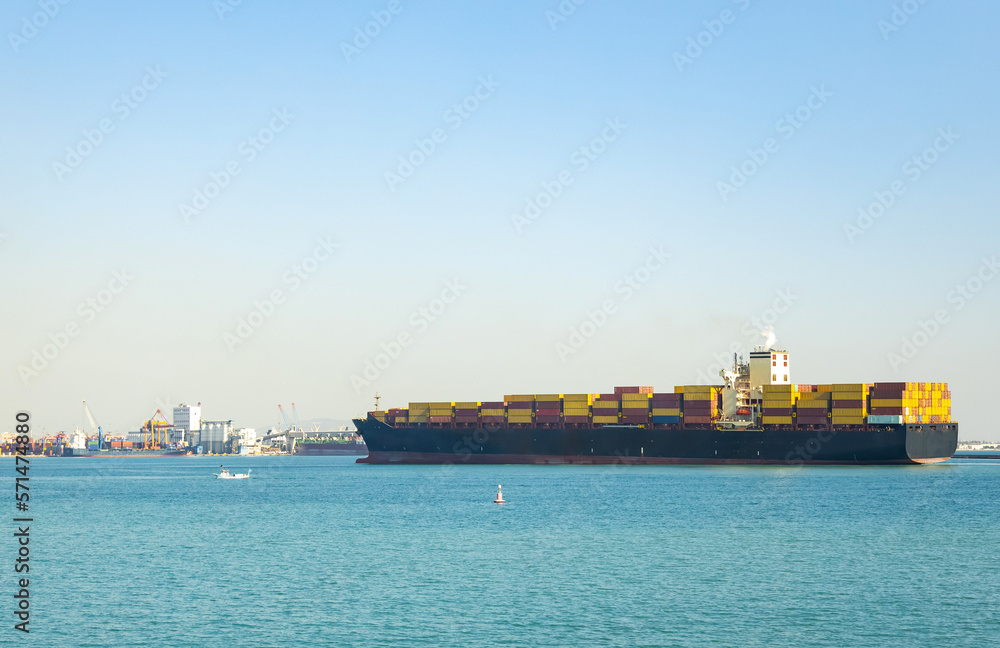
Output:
[[82, 400, 103, 450], [142, 409, 171, 449]]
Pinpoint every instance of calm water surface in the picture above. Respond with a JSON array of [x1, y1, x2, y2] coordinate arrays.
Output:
[[4, 456, 999, 647]]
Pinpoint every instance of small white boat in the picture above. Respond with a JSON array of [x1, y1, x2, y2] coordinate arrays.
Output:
[[214, 466, 251, 479]]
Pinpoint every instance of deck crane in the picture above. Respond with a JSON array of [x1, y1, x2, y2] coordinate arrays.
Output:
[[82, 400, 103, 450], [291, 403, 302, 433]]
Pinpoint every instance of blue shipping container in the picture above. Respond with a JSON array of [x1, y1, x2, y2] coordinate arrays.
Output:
[[652, 415, 681, 424]]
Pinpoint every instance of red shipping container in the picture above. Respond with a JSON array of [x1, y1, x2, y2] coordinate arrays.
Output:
[[871, 407, 903, 415], [874, 382, 906, 391], [598, 393, 620, 400], [832, 400, 864, 408], [454, 408, 478, 416], [763, 408, 793, 416], [507, 401, 532, 409], [535, 408, 561, 416], [481, 402, 504, 409], [480, 416, 505, 424], [534, 401, 561, 410], [535, 415, 561, 424], [614, 386, 641, 394], [621, 415, 649, 424], [564, 416, 590, 424], [684, 416, 711, 424], [429, 416, 452, 423], [455, 415, 478, 423]]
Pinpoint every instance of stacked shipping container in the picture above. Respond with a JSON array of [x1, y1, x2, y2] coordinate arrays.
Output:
[[563, 394, 592, 424], [651, 392, 682, 424], [869, 382, 951, 424], [378, 380, 951, 430], [831, 384, 867, 426], [618, 387, 653, 425], [676, 385, 718, 424], [592, 393, 620, 424], [762, 385, 794, 425], [794, 386, 830, 426]]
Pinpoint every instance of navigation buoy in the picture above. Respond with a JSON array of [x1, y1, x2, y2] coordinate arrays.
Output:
[[494, 484, 505, 504]]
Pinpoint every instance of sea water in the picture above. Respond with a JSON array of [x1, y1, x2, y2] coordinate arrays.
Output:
[[5, 456, 999, 647]]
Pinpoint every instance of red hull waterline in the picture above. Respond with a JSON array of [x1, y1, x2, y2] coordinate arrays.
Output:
[[357, 451, 944, 466]]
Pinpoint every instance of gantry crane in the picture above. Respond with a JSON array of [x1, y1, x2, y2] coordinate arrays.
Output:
[[82, 400, 103, 450]]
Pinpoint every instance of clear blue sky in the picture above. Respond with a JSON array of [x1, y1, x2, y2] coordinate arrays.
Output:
[[2, 0, 998, 439]]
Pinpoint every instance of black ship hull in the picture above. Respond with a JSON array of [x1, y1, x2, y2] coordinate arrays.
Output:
[[353, 416, 957, 466]]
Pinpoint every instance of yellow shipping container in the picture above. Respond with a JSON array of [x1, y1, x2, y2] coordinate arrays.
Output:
[[796, 392, 829, 401], [408, 402, 430, 411], [652, 408, 681, 416], [763, 385, 793, 393], [833, 384, 867, 392], [871, 398, 903, 407], [832, 417, 865, 425], [684, 392, 715, 401], [832, 392, 867, 402], [683, 385, 715, 392], [593, 415, 619, 424], [453, 401, 479, 409], [504, 395, 534, 402], [833, 408, 865, 417], [621, 393, 651, 401], [797, 400, 830, 409], [480, 409, 504, 416], [561, 394, 592, 403], [534, 394, 561, 401], [409, 415, 428, 422]]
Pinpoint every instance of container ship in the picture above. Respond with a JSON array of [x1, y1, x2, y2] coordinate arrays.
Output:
[[353, 349, 958, 465], [295, 436, 368, 456]]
